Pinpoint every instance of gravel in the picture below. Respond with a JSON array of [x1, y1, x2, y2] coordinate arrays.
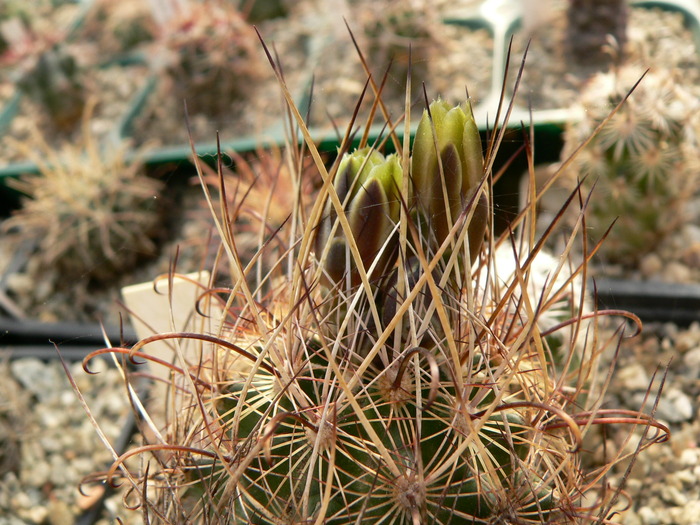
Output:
[[604, 322, 700, 525], [0, 356, 136, 525], [1, 324, 699, 524]]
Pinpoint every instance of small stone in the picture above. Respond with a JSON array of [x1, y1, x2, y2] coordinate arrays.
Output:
[[654, 388, 694, 423], [9, 490, 33, 510], [680, 448, 700, 468], [18, 506, 49, 524], [624, 478, 643, 497], [675, 468, 697, 486], [675, 323, 700, 352], [617, 362, 651, 391], [681, 223, 700, 245], [624, 512, 643, 525], [638, 506, 660, 525], [49, 454, 72, 486], [681, 243, 700, 268], [668, 500, 700, 525], [10, 359, 64, 403], [664, 261, 692, 283], [661, 483, 689, 507], [47, 498, 75, 525], [640, 252, 663, 278], [682, 347, 700, 372]]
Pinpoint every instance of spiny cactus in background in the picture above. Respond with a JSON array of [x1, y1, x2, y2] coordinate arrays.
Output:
[[81, 0, 157, 55], [152, 0, 263, 116], [1, 102, 163, 283], [561, 64, 700, 264], [566, 0, 628, 66], [355, 0, 439, 88], [0, 1, 60, 66], [16, 44, 85, 131]]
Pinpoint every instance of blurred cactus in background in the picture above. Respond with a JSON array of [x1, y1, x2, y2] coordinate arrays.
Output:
[[1, 103, 163, 283], [16, 44, 85, 132], [151, 0, 263, 116], [81, 0, 157, 56], [566, 0, 628, 66], [355, 0, 440, 92], [561, 63, 700, 264]]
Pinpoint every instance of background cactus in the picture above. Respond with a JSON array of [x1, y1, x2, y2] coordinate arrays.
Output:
[[560, 63, 700, 265], [566, 0, 628, 66], [80, 38, 668, 524], [79, 0, 157, 56], [354, 0, 439, 93], [16, 44, 86, 132], [150, 0, 263, 117], [1, 102, 163, 284]]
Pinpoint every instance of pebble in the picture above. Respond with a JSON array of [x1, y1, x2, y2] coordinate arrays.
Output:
[[663, 261, 692, 283], [652, 388, 694, 423], [675, 323, 700, 353], [661, 484, 689, 507], [10, 358, 65, 402], [0, 358, 132, 523], [637, 506, 660, 525], [617, 362, 652, 391], [680, 448, 700, 468], [640, 252, 663, 278]]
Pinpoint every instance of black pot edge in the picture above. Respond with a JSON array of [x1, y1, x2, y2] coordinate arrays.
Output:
[[1, 275, 698, 358], [593, 277, 700, 326]]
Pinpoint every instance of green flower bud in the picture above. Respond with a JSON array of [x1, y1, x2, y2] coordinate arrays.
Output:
[[411, 99, 487, 262], [316, 148, 403, 286]]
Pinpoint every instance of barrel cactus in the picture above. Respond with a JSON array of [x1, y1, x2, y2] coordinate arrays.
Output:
[[153, 0, 263, 117], [1, 107, 163, 283], [561, 63, 700, 264], [84, 55, 668, 524]]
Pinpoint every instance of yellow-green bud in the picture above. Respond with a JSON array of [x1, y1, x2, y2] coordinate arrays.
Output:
[[316, 148, 403, 286], [411, 99, 487, 262]]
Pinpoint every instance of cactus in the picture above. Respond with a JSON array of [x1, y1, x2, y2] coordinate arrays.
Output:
[[81, 42, 669, 525], [560, 63, 700, 264], [16, 44, 85, 132], [153, 0, 263, 117], [566, 0, 628, 66], [356, 0, 438, 87], [1, 101, 163, 283], [80, 0, 157, 55]]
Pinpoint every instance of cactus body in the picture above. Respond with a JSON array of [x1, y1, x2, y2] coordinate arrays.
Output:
[[562, 65, 700, 263]]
